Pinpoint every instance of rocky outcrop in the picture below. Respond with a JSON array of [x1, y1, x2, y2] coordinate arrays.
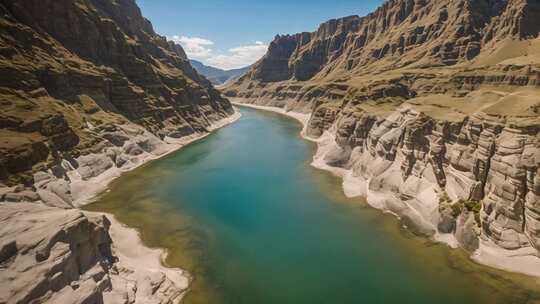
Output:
[[484, 0, 540, 42], [227, 0, 540, 274], [482, 125, 540, 250], [0, 203, 187, 304], [226, 0, 540, 104], [0, 203, 113, 304]]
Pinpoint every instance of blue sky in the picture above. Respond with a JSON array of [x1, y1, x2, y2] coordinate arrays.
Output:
[[136, 0, 383, 69]]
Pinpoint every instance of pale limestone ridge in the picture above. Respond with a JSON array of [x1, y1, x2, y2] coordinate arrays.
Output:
[[0, 203, 114, 304]]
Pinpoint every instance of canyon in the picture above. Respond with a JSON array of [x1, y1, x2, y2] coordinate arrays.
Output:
[[1, 0, 540, 303], [225, 0, 540, 276]]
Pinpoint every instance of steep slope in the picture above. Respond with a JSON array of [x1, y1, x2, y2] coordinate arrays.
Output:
[[0, 0, 237, 302], [229, 0, 540, 87], [226, 0, 540, 275], [0, 0, 234, 186], [190, 60, 250, 85]]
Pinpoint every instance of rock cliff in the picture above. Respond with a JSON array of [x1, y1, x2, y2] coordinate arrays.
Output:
[[231, 0, 540, 87], [0, 0, 236, 302], [226, 0, 540, 275], [0, 0, 234, 186]]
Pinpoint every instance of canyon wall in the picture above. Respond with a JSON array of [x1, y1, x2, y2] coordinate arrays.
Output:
[[0, 0, 234, 186], [226, 0, 540, 271], [0, 0, 235, 302], [306, 102, 540, 253]]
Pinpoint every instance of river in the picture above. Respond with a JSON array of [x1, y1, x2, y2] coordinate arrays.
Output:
[[86, 107, 539, 304]]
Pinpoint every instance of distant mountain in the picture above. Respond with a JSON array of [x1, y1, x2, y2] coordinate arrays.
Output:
[[190, 60, 250, 85]]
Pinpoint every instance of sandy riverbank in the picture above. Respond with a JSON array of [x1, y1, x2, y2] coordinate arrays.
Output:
[[232, 100, 540, 280]]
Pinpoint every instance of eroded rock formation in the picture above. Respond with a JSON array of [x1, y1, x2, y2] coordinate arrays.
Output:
[[0, 203, 114, 304], [318, 103, 539, 253], [0, 203, 187, 304]]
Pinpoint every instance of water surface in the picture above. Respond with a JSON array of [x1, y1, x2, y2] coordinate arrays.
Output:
[[87, 107, 540, 304]]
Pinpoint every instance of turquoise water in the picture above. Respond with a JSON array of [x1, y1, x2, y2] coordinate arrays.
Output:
[[87, 107, 539, 304]]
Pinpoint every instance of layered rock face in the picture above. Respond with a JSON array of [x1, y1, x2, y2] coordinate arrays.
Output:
[[315, 103, 539, 253], [226, 0, 540, 264], [232, 0, 540, 88], [227, 0, 540, 103], [0, 0, 233, 185], [0, 0, 235, 302]]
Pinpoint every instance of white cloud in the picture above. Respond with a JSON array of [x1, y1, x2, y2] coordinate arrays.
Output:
[[169, 36, 268, 70], [206, 43, 268, 70], [169, 35, 214, 60]]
